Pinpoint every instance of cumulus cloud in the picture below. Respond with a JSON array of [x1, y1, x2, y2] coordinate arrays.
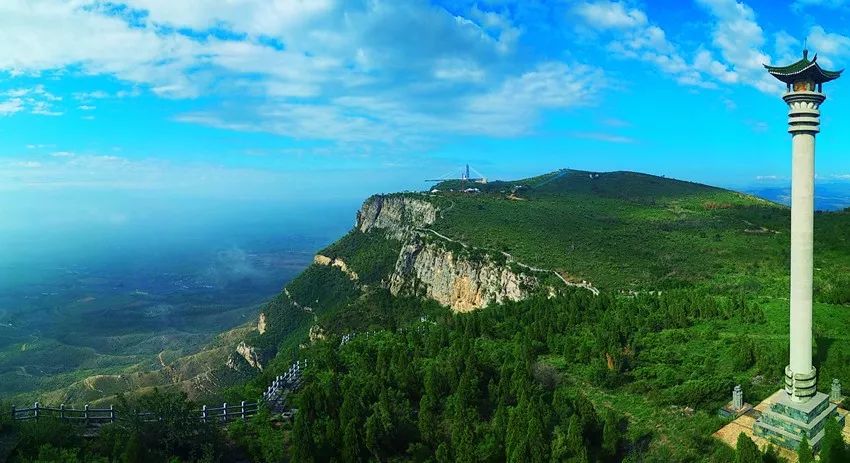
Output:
[[177, 61, 604, 143], [0, 0, 591, 147], [573, 1, 647, 29], [0, 85, 64, 116], [774, 31, 800, 62], [571, 0, 822, 95], [693, 0, 778, 93], [806, 26, 850, 67], [572, 1, 714, 88], [0, 99, 24, 116]]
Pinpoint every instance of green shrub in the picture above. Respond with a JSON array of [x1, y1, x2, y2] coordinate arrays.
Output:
[[11, 419, 82, 462], [227, 409, 286, 463], [97, 389, 225, 463]]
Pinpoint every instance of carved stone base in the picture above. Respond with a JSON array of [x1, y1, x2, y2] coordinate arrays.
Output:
[[719, 402, 753, 419], [754, 389, 845, 450]]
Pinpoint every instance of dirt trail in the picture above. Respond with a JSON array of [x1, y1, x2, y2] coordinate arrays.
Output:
[[415, 227, 599, 296]]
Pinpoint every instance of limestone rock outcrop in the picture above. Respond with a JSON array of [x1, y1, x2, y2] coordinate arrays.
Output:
[[257, 312, 267, 335], [389, 237, 537, 312], [354, 194, 540, 312], [313, 255, 359, 281], [235, 341, 262, 371], [309, 325, 327, 343], [356, 194, 438, 239]]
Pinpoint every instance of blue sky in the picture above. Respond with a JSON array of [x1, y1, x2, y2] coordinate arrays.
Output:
[[2, 0, 850, 213]]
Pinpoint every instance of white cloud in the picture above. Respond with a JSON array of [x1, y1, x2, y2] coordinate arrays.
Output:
[[774, 31, 800, 62], [14, 161, 42, 168], [2, 85, 64, 115], [31, 102, 63, 116], [573, 1, 714, 88], [0, 98, 24, 116], [177, 61, 605, 142], [464, 62, 606, 136], [572, 0, 801, 94], [694, 49, 738, 84], [573, 1, 647, 29], [695, 0, 778, 93], [0, 154, 303, 201], [806, 26, 850, 68], [78, 105, 96, 111], [119, 0, 334, 35], [0, 0, 573, 145], [0, 1, 204, 97], [433, 58, 486, 82], [572, 131, 636, 144], [73, 91, 110, 100]]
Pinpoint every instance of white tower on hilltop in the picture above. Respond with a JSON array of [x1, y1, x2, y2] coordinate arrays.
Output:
[[783, 64, 826, 402], [753, 50, 844, 451]]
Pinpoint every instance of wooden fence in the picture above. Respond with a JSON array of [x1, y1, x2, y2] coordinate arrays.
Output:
[[12, 403, 115, 424], [13, 357, 308, 430], [12, 401, 260, 426]]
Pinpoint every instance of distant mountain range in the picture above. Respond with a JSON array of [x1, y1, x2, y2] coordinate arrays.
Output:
[[745, 181, 850, 211]]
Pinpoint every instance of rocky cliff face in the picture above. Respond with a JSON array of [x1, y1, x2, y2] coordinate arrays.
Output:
[[389, 237, 537, 312], [356, 194, 438, 240], [257, 312, 267, 335], [235, 341, 263, 371], [314, 254, 359, 281], [355, 194, 540, 312]]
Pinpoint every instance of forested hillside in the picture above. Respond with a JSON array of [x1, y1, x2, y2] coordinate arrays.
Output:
[[4, 170, 850, 462]]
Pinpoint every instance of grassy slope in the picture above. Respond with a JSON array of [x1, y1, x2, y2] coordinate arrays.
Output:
[[429, 169, 850, 297], [543, 298, 850, 460]]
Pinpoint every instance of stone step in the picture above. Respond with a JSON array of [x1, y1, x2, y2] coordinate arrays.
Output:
[[755, 419, 826, 450], [760, 401, 841, 436]]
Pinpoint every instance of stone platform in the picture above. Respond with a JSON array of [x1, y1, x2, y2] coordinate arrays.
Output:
[[719, 402, 753, 419], [754, 390, 844, 450], [714, 392, 850, 462]]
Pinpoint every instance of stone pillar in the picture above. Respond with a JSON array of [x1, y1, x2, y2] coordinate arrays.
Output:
[[783, 90, 825, 403], [733, 385, 743, 411], [832, 379, 842, 403]]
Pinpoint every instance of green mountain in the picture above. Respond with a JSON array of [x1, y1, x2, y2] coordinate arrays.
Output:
[[234, 169, 850, 461], [5, 169, 850, 462]]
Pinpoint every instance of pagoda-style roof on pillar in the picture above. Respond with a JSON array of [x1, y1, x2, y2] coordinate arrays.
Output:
[[765, 50, 843, 84]]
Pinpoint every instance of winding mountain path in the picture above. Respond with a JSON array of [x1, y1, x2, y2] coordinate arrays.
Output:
[[414, 227, 599, 296]]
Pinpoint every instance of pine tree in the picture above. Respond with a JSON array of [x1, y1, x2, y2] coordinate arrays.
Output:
[[573, 395, 598, 446], [451, 407, 477, 463], [796, 435, 814, 463], [601, 409, 621, 460], [820, 418, 848, 463], [435, 443, 451, 463], [523, 393, 550, 463], [418, 392, 440, 446], [735, 432, 763, 463], [565, 414, 588, 460], [550, 426, 569, 462], [291, 412, 316, 463]]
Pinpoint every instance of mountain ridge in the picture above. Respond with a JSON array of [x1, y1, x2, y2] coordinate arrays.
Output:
[[18, 169, 850, 407]]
